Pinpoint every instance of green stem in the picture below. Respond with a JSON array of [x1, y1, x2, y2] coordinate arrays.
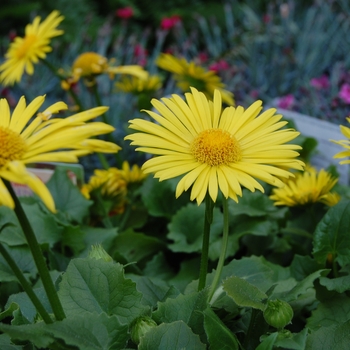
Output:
[[4, 180, 66, 321], [209, 197, 229, 301], [0, 243, 53, 324], [198, 194, 214, 291]]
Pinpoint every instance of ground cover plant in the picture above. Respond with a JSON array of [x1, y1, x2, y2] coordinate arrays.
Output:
[[0, 2, 350, 349]]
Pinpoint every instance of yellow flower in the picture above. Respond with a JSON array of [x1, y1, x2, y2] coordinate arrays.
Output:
[[119, 161, 148, 183], [269, 167, 340, 207], [125, 87, 304, 205], [0, 11, 64, 86], [0, 95, 121, 212], [115, 75, 162, 94], [331, 117, 350, 164], [156, 53, 234, 106], [67, 52, 148, 87]]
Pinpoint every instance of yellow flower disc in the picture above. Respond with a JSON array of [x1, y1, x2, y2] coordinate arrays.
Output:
[[0, 127, 26, 167], [191, 129, 241, 166]]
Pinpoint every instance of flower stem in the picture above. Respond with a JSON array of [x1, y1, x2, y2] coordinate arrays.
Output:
[[0, 242, 53, 324], [4, 180, 66, 321], [209, 197, 229, 301], [198, 193, 214, 291]]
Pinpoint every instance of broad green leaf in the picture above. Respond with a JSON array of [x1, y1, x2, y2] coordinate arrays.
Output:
[[112, 230, 165, 263], [167, 203, 223, 254], [0, 333, 23, 349], [81, 225, 118, 255], [202, 307, 239, 350], [274, 328, 309, 350], [229, 190, 287, 219], [143, 252, 175, 280], [152, 290, 209, 342], [313, 200, 350, 267], [6, 287, 52, 323], [0, 245, 37, 282], [0, 207, 25, 246], [61, 224, 86, 255], [46, 167, 92, 224], [58, 258, 146, 324], [319, 274, 350, 293], [307, 295, 350, 330], [141, 176, 189, 218], [223, 276, 267, 310], [306, 320, 350, 350], [130, 275, 180, 308], [256, 332, 278, 350], [0, 302, 18, 321], [0, 312, 129, 350], [290, 255, 323, 280], [138, 320, 206, 350]]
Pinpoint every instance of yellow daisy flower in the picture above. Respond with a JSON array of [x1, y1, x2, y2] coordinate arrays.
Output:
[[63, 52, 148, 88], [115, 75, 162, 94], [125, 87, 304, 205], [156, 53, 234, 106], [269, 167, 340, 207], [331, 117, 350, 164], [0, 11, 64, 86], [119, 161, 148, 183], [0, 95, 121, 212]]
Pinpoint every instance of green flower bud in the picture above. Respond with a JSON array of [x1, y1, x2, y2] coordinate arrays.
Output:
[[88, 244, 113, 262], [130, 316, 157, 344], [263, 299, 293, 329]]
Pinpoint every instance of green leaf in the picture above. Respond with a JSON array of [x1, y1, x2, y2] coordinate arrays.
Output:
[[112, 230, 165, 263], [82, 225, 118, 254], [202, 307, 239, 350], [138, 320, 206, 350], [307, 295, 350, 330], [130, 275, 180, 308], [0, 302, 18, 321], [152, 290, 209, 342], [58, 258, 146, 324], [274, 328, 309, 350], [319, 274, 350, 293], [256, 332, 278, 350], [46, 167, 92, 224], [0, 207, 25, 246], [306, 320, 350, 350], [140, 176, 189, 218], [223, 276, 267, 310], [167, 203, 223, 254], [313, 200, 350, 267], [0, 333, 23, 349], [290, 255, 323, 280], [0, 312, 129, 350], [61, 224, 86, 255]]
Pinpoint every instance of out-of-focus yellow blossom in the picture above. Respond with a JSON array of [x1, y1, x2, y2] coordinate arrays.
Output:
[[115, 75, 162, 94], [332, 116, 350, 164]]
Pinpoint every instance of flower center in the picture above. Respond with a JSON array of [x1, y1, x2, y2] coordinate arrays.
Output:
[[0, 127, 27, 167], [72, 52, 108, 77], [15, 34, 37, 59], [191, 129, 241, 166]]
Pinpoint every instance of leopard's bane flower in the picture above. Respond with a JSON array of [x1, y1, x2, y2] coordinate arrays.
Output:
[[0, 11, 64, 86], [331, 117, 350, 164], [71, 52, 148, 84], [125, 87, 304, 205], [0, 95, 121, 212], [269, 167, 340, 207], [156, 53, 234, 105], [115, 75, 162, 94]]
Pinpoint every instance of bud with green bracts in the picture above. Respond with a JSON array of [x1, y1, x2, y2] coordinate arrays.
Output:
[[130, 316, 157, 344], [88, 244, 113, 262], [263, 299, 293, 329]]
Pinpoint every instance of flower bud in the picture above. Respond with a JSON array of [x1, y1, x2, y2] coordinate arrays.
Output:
[[88, 244, 113, 262], [263, 299, 293, 329], [130, 316, 157, 344]]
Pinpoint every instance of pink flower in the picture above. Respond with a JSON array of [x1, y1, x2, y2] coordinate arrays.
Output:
[[116, 7, 134, 19], [276, 94, 295, 109], [197, 52, 209, 63], [339, 83, 350, 104], [160, 15, 182, 30], [209, 60, 230, 72], [310, 75, 330, 89]]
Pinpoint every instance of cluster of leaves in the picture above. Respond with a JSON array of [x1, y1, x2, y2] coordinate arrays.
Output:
[[1, 167, 350, 349]]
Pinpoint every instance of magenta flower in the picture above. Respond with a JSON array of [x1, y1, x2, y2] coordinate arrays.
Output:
[[208, 60, 230, 73], [116, 7, 134, 19], [160, 15, 181, 30], [339, 83, 350, 104], [276, 94, 295, 109], [310, 75, 330, 89]]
